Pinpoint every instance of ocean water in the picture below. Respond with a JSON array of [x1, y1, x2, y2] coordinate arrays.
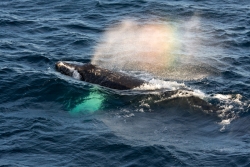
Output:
[[1, 0, 250, 166]]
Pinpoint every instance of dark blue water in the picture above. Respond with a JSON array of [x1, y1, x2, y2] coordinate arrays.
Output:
[[1, 0, 250, 166]]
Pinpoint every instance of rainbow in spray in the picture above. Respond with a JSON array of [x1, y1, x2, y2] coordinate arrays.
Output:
[[91, 20, 180, 75]]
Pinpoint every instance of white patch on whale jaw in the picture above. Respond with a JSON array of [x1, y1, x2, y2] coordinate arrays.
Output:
[[72, 70, 81, 80], [57, 62, 81, 80]]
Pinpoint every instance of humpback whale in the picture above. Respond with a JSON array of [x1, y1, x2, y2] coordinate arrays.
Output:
[[55, 61, 220, 112], [55, 61, 145, 90]]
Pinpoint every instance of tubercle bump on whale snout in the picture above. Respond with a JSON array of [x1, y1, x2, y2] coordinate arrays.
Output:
[[55, 61, 64, 70]]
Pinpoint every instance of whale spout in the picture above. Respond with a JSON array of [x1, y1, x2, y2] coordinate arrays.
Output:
[[55, 61, 145, 90]]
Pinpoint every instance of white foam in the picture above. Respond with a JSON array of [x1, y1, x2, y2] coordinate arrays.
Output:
[[134, 79, 185, 91], [214, 94, 232, 100], [134, 77, 247, 130], [213, 93, 247, 131], [213, 93, 244, 106], [191, 89, 206, 98]]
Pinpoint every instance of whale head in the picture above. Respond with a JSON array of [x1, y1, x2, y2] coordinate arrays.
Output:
[[55, 61, 146, 90], [55, 61, 81, 80]]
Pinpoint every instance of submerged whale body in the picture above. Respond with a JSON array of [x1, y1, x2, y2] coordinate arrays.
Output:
[[55, 61, 145, 90]]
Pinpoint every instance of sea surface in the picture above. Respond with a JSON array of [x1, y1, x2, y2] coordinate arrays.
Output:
[[1, 0, 250, 166]]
